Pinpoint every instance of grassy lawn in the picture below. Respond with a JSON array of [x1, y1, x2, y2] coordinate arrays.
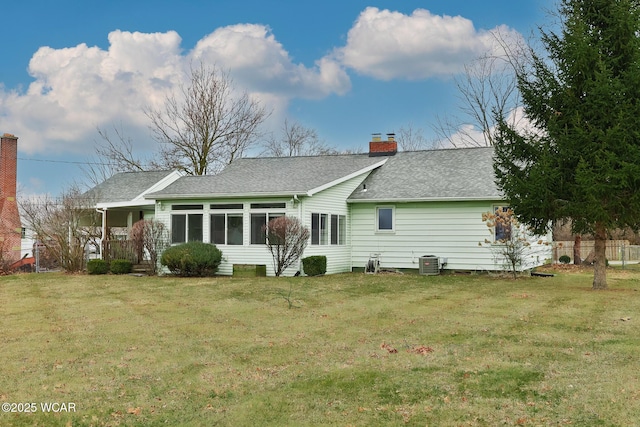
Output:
[[1, 268, 640, 426]]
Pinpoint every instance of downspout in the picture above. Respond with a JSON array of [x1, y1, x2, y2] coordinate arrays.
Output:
[[295, 194, 303, 273], [96, 208, 106, 260]]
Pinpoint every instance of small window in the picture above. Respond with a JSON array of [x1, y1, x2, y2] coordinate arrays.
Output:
[[172, 204, 204, 210], [494, 206, 513, 241], [331, 214, 338, 245], [319, 214, 328, 245], [376, 207, 394, 231], [311, 213, 320, 245], [210, 203, 243, 210], [250, 202, 286, 209], [338, 215, 346, 245]]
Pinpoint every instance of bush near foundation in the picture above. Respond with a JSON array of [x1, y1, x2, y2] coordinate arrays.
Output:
[[110, 259, 133, 275], [160, 242, 222, 277], [302, 255, 327, 276], [87, 259, 109, 275]]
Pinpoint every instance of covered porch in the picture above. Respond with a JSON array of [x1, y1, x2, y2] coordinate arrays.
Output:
[[97, 204, 155, 264]]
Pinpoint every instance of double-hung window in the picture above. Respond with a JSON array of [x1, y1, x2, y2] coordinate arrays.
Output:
[[171, 204, 204, 244]]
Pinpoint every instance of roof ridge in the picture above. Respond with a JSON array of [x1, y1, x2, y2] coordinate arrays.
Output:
[[238, 152, 369, 160]]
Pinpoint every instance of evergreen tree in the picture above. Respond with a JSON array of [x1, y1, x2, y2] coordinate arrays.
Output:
[[494, 0, 640, 289]]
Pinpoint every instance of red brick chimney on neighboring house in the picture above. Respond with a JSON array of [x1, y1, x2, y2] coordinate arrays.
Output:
[[0, 133, 21, 265], [369, 133, 398, 157]]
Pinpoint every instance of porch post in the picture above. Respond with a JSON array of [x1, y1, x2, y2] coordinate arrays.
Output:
[[100, 208, 107, 260]]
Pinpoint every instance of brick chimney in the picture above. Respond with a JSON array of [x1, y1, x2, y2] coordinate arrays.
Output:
[[369, 133, 398, 157], [0, 133, 21, 265]]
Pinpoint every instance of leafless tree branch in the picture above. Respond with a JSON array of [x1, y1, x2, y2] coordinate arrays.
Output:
[[146, 63, 270, 175], [432, 29, 531, 147], [261, 119, 338, 157]]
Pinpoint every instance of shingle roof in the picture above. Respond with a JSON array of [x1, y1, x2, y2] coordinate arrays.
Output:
[[348, 147, 502, 202], [146, 154, 387, 199], [85, 170, 178, 204]]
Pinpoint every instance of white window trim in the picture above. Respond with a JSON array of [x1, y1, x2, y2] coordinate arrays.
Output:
[[376, 206, 395, 233]]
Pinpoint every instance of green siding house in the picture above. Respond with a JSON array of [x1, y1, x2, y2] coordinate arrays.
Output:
[[87, 137, 552, 275]]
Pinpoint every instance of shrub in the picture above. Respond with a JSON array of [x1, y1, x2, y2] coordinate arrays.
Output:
[[110, 259, 133, 275], [302, 255, 327, 276], [160, 242, 222, 277], [87, 259, 109, 275], [559, 255, 571, 264]]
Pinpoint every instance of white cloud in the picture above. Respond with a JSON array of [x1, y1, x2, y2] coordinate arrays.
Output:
[[0, 10, 524, 158], [441, 106, 537, 148], [335, 7, 523, 81], [0, 26, 350, 155], [191, 24, 350, 98]]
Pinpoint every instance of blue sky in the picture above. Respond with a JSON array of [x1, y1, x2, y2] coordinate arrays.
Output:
[[0, 0, 554, 196]]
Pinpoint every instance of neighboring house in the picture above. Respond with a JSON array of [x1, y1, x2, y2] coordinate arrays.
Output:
[[87, 135, 552, 275]]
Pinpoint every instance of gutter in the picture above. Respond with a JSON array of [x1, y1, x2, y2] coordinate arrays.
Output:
[[144, 191, 308, 200], [347, 196, 506, 203]]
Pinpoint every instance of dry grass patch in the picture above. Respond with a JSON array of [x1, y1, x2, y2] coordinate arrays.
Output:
[[1, 270, 640, 425]]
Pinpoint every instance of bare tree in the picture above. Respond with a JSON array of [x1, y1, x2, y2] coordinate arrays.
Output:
[[129, 219, 168, 275], [433, 29, 529, 147], [20, 186, 102, 273], [263, 216, 310, 277], [396, 123, 433, 151], [262, 119, 337, 157], [82, 124, 151, 186], [146, 63, 269, 175], [85, 64, 269, 182]]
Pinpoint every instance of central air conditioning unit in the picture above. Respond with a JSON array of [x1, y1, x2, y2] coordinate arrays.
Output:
[[419, 255, 439, 275]]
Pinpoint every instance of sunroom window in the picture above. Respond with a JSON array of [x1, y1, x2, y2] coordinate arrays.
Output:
[[211, 213, 243, 245], [171, 213, 203, 243], [250, 212, 284, 244]]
